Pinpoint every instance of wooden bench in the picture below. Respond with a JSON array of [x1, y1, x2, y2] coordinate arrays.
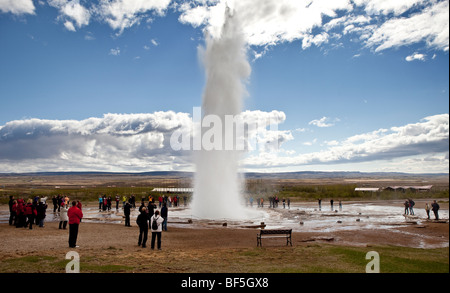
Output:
[[257, 229, 292, 247]]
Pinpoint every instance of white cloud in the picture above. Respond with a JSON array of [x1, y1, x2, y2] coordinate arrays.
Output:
[[243, 114, 449, 172], [353, 0, 427, 16], [1, 112, 448, 173], [109, 47, 120, 55], [324, 14, 372, 32], [95, 0, 172, 35], [2, 112, 446, 173], [0, 112, 191, 172], [309, 117, 338, 128], [0, 110, 291, 172], [2, 0, 171, 34], [365, 0, 449, 52], [406, 52, 426, 61], [302, 32, 330, 50], [178, 4, 210, 28], [178, 0, 449, 55], [0, 0, 35, 15], [325, 140, 340, 146], [64, 20, 76, 32], [303, 138, 317, 146], [84, 31, 95, 40], [179, 0, 352, 46], [4, 0, 447, 56], [238, 110, 293, 153], [48, 0, 91, 31]]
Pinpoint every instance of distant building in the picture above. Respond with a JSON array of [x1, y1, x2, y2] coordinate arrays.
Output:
[[384, 185, 432, 192], [355, 187, 380, 192], [152, 187, 194, 193], [355, 185, 433, 193]]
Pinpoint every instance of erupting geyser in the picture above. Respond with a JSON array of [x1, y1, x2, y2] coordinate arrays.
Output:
[[191, 7, 252, 219]]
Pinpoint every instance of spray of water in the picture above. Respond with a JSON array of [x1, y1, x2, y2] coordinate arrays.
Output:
[[191, 7, 253, 220]]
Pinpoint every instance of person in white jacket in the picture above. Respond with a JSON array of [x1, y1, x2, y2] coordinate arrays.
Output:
[[150, 210, 165, 250], [59, 202, 69, 229]]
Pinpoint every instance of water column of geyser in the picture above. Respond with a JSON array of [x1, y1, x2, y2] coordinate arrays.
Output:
[[191, 7, 252, 220]]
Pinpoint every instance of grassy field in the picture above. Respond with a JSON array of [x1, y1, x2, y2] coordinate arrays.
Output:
[[1, 176, 448, 205], [0, 244, 448, 273]]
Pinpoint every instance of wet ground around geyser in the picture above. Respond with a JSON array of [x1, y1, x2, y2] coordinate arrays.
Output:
[[2, 200, 448, 230], [1, 199, 448, 248]]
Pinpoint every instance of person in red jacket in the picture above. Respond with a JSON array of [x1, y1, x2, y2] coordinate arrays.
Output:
[[15, 199, 25, 228], [68, 201, 83, 248], [24, 199, 37, 229], [9, 198, 17, 226]]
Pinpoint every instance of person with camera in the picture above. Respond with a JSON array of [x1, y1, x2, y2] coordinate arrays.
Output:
[[150, 210, 165, 250]]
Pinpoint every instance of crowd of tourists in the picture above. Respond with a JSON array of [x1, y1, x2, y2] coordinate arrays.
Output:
[[109, 195, 170, 250], [248, 196, 292, 209], [403, 198, 440, 220], [6, 193, 172, 250], [95, 194, 185, 213], [5, 193, 444, 250], [134, 200, 168, 250], [8, 195, 49, 229], [8, 195, 84, 245]]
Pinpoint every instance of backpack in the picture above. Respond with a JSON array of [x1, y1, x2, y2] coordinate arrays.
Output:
[[152, 216, 158, 230]]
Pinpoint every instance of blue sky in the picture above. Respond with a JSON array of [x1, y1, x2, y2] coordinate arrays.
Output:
[[0, 0, 448, 173]]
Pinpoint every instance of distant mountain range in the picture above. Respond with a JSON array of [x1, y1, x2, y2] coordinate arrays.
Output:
[[0, 171, 447, 179], [243, 171, 449, 179]]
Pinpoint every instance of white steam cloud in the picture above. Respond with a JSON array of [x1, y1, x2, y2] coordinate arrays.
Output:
[[190, 6, 252, 219]]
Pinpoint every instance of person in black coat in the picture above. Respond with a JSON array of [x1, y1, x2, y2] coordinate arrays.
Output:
[[138, 201, 146, 213], [52, 196, 58, 213], [36, 201, 48, 227], [124, 201, 132, 227], [136, 207, 148, 248], [8, 196, 15, 226], [431, 200, 440, 220], [161, 203, 168, 231], [147, 201, 155, 220]]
